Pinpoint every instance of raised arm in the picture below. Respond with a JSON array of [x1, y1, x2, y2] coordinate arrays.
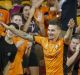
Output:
[[23, 0, 44, 32], [67, 44, 80, 67], [34, 11, 46, 36], [0, 22, 33, 41], [54, 0, 60, 11], [23, 7, 35, 32], [64, 18, 75, 44]]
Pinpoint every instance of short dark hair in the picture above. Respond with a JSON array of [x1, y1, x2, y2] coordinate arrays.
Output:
[[48, 19, 61, 29], [20, 4, 31, 13], [72, 33, 80, 40], [11, 13, 22, 20]]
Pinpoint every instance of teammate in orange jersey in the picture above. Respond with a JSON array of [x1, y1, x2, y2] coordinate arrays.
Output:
[[34, 0, 61, 21], [0, 18, 75, 75], [6, 36, 29, 75], [32, 0, 61, 36], [0, 23, 19, 75]]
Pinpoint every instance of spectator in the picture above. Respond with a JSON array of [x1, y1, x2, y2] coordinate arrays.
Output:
[[67, 34, 80, 75]]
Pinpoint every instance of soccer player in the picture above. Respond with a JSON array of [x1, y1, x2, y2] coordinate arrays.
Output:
[[0, 18, 75, 75]]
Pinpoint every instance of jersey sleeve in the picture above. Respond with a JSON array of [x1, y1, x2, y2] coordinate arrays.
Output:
[[34, 35, 43, 45]]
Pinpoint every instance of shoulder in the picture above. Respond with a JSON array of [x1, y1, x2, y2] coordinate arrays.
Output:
[[34, 35, 46, 40]]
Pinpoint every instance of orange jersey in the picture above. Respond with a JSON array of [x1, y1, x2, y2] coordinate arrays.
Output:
[[0, 9, 9, 36], [0, 9, 9, 23], [40, 6, 49, 14], [34, 8, 48, 36], [40, 6, 56, 20], [0, 26, 5, 36], [7, 37, 29, 75], [34, 36, 64, 75], [34, 6, 60, 21]]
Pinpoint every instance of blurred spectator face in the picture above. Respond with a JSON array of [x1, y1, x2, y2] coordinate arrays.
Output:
[[11, 15, 23, 27], [70, 38, 80, 52], [47, 25, 61, 40], [23, 5, 30, 19]]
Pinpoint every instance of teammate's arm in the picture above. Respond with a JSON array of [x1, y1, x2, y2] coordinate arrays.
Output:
[[0, 22, 34, 41]]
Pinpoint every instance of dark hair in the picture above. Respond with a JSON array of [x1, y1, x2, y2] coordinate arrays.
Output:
[[8, 23, 19, 29], [20, 4, 31, 13], [48, 19, 61, 29], [72, 33, 80, 40], [11, 13, 22, 20]]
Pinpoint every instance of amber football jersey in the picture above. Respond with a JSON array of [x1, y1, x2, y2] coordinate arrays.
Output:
[[7, 37, 29, 75], [35, 36, 64, 75]]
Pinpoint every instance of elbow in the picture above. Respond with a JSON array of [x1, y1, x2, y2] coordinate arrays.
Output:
[[66, 59, 73, 67], [66, 61, 70, 67]]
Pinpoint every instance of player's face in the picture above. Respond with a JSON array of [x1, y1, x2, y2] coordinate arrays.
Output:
[[70, 38, 80, 52], [47, 25, 61, 41], [11, 15, 23, 27]]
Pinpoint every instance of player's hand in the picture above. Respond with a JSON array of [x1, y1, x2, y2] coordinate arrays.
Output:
[[68, 18, 75, 29]]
